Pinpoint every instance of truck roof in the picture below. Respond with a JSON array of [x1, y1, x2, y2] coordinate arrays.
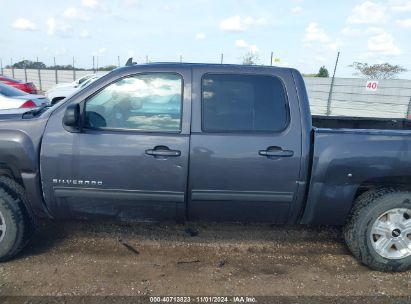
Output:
[[116, 62, 293, 72]]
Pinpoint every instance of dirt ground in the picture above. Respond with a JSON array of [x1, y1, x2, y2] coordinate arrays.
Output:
[[0, 220, 411, 299]]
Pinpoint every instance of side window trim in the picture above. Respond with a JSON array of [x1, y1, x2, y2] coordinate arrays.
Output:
[[83, 72, 184, 134], [200, 72, 290, 134]]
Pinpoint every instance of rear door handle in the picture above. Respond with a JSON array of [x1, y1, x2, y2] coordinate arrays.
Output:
[[259, 147, 294, 158], [145, 146, 181, 157]]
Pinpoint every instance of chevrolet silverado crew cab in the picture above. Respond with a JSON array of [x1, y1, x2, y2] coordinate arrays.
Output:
[[0, 63, 411, 272]]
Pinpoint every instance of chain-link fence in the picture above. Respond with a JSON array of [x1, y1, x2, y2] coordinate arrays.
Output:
[[305, 77, 411, 119], [1, 68, 108, 92], [1, 67, 411, 119]]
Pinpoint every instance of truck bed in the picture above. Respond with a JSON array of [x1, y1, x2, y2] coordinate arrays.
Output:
[[303, 123, 411, 225], [312, 115, 411, 130]]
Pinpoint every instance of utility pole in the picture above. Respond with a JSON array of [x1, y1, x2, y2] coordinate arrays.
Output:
[[72, 57, 76, 81], [270, 51, 273, 66], [11, 58, 15, 78], [24, 65, 27, 82], [118, 56, 120, 67], [220, 53, 224, 64], [146, 55, 149, 64], [37, 61, 42, 92], [326, 51, 340, 116], [54, 57, 58, 84], [180, 54, 182, 63]]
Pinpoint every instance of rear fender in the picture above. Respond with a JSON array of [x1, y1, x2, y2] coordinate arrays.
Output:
[[301, 129, 411, 225]]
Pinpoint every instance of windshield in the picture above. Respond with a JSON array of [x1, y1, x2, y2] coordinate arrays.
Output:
[[0, 82, 27, 97]]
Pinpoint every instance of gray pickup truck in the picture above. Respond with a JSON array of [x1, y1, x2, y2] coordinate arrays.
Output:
[[0, 63, 411, 271]]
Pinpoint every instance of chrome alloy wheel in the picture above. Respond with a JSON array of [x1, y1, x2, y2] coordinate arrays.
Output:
[[370, 208, 411, 259], [0, 209, 6, 243]]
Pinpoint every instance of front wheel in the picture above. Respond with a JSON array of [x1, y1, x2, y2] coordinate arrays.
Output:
[[344, 188, 411, 272], [0, 177, 34, 262]]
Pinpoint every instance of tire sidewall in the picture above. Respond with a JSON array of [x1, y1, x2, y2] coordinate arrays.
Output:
[[358, 192, 411, 271], [0, 199, 19, 258]]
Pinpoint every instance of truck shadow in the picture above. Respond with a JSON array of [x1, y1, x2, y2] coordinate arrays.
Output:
[[16, 218, 347, 261]]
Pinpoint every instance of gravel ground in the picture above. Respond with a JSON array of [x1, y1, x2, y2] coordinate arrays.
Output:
[[0, 220, 411, 299]]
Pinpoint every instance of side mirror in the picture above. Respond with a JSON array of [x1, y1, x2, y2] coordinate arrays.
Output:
[[63, 103, 81, 128]]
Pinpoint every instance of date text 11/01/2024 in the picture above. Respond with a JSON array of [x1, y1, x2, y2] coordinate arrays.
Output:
[[149, 296, 257, 303]]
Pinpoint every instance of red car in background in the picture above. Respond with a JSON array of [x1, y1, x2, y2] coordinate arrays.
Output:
[[0, 76, 37, 94]]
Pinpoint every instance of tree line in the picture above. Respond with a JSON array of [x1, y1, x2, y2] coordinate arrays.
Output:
[[5, 60, 117, 71], [242, 52, 407, 79], [7, 58, 408, 80]]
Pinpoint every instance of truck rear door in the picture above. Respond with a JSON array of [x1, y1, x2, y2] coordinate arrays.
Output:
[[188, 66, 303, 223]]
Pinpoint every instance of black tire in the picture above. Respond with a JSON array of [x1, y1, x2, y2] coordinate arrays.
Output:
[[343, 188, 411, 272], [0, 176, 34, 262]]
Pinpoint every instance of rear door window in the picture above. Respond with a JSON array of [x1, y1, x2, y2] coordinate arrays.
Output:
[[201, 74, 289, 132]]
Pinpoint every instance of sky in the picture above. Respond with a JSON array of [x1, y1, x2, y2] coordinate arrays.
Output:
[[1, 0, 411, 78]]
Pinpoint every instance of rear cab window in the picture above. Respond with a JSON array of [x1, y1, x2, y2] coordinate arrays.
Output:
[[201, 73, 289, 132]]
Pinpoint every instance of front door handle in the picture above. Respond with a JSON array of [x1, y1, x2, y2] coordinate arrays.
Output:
[[145, 146, 181, 157], [259, 146, 294, 158]]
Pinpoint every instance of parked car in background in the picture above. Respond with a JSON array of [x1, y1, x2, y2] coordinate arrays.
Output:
[[54, 74, 97, 89], [0, 82, 49, 110], [0, 75, 37, 94], [48, 74, 97, 92], [46, 75, 100, 104]]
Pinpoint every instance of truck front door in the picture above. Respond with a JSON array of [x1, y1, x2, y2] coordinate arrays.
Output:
[[40, 67, 191, 221]]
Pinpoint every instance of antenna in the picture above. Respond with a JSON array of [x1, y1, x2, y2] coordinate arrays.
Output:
[[125, 57, 137, 66]]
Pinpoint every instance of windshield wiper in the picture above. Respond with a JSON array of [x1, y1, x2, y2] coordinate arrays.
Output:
[[22, 104, 52, 119]]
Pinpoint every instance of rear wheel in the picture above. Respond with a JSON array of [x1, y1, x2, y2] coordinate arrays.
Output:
[[344, 188, 411, 272], [0, 177, 34, 262], [370, 208, 411, 260]]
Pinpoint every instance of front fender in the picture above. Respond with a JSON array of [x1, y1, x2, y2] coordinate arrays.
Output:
[[0, 129, 37, 174], [0, 117, 51, 218]]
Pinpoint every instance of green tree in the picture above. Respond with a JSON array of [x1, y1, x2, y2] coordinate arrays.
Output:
[[50, 64, 82, 70], [242, 52, 259, 65], [97, 65, 118, 71], [350, 62, 407, 79], [316, 66, 329, 77], [11, 60, 47, 69]]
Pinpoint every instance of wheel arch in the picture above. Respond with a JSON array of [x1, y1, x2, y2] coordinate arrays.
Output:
[[301, 175, 411, 225], [354, 176, 411, 199], [0, 129, 51, 218]]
